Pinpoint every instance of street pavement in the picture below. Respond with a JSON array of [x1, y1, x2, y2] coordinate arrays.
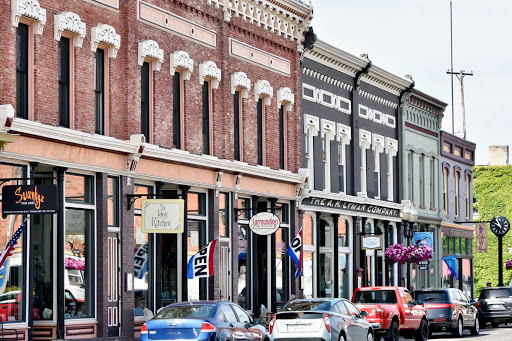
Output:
[[416, 324, 512, 341]]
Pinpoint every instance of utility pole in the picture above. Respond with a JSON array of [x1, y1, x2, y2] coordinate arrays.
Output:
[[446, 70, 473, 139]]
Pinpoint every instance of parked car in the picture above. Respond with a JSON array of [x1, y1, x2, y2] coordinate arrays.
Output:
[[269, 298, 373, 341], [352, 286, 428, 341], [0, 290, 21, 321], [140, 301, 268, 341], [476, 286, 512, 328], [412, 288, 479, 337]]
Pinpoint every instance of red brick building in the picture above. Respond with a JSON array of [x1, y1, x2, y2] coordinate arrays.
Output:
[[0, 0, 312, 339]]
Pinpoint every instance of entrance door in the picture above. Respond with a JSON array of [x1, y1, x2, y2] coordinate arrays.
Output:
[[107, 233, 120, 336], [219, 240, 230, 301], [255, 234, 268, 320]]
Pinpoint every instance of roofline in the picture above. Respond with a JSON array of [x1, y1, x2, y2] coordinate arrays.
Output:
[[412, 88, 448, 108]]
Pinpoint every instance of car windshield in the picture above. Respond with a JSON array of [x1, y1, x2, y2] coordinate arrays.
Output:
[[354, 290, 397, 304], [414, 291, 449, 303], [153, 305, 215, 319], [283, 300, 331, 311], [482, 289, 512, 299]]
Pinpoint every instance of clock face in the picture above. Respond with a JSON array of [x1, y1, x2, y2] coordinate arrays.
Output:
[[490, 216, 510, 236]]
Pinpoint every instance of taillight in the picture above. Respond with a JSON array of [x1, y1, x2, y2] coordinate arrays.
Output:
[[323, 313, 331, 333], [476, 302, 481, 308], [200, 321, 216, 333], [375, 309, 383, 318], [269, 314, 276, 334], [141, 323, 148, 334]]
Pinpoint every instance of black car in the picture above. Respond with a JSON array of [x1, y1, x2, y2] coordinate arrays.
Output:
[[413, 288, 479, 337], [476, 287, 512, 328]]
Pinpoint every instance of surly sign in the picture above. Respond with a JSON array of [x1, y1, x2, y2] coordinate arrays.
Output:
[[2, 184, 58, 214], [302, 197, 400, 218]]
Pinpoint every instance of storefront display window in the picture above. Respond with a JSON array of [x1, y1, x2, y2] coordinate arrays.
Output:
[[275, 216, 288, 309], [133, 185, 154, 317], [219, 193, 229, 237], [319, 219, 331, 247], [319, 253, 332, 297], [303, 214, 315, 298], [187, 192, 207, 301], [303, 251, 314, 298], [337, 219, 348, 248], [64, 208, 93, 318], [238, 224, 248, 308]]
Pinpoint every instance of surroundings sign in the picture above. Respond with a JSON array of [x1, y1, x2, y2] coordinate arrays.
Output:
[[141, 199, 184, 233], [2, 184, 58, 214], [249, 212, 280, 235]]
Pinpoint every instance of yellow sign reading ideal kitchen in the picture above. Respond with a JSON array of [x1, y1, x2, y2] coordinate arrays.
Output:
[[141, 199, 184, 233]]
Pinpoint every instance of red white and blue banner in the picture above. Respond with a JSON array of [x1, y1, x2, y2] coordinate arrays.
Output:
[[287, 227, 303, 278], [187, 238, 218, 279], [0, 219, 27, 270]]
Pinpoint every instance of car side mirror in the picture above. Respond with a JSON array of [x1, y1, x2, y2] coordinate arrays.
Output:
[[360, 311, 368, 317], [470, 299, 477, 305]]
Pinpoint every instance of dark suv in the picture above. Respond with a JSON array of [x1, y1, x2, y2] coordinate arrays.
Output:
[[412, 288, 479, 337], [477, 287, 512, 328]]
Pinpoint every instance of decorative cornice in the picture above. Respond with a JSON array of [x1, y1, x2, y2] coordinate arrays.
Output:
[[9, 118, 304, 185], [90, 24, 121, 58], [321, 119, 335, 141], [11, 0, 47, 35], [199, 61, 222, 90], [302, 68, 353, 91], [254, 80, 273, 105], [170, 51, 194, 81], [385, 137, 398, 157], [336, 123, 351, 144], [54, 12, 86, 48], [304, 114, 319, 136], [277, 87, 294, 112], [359, 129, 372, 150], [230, 71, 251, 98], [358, 89, 399, 109], [372, 134, 385, 154], [138, 40, 164, 72]]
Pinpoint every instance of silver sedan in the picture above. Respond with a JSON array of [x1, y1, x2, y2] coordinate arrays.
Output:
[[269, 298, 374, 341]]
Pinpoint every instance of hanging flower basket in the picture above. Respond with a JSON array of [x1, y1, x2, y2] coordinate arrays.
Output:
[[506, 258, 512, 270], [65, 257, 85, 271], [406, 244, 432, 264], [385, 244, 409, 265]]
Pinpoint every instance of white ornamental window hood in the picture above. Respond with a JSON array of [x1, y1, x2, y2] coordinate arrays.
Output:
[[337, 123, 352, 146], [230, 71, 251, 98], [358, 129, 372, 196], [199, 61, 222, 90], [138, 40, 164, 72], [11, 0, 47, 35], [91, 23, 121, 58], [170, 51, 194, 81], [277, 87, 294, 112], [254, 80, 273, 105], [321, 119, 335, 192], [304, 114, 319, 190], [54, 12, 86, 47]]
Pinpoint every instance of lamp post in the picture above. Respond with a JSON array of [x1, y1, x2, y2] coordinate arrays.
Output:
[[400, 201, 418, 289]]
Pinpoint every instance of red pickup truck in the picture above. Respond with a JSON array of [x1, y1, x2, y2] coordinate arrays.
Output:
[[352, 286, 428, 341]]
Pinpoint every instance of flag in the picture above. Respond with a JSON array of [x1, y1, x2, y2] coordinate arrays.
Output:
[[287, 227, 303, 278], [0, 219, 27, 270], [442, 254, 459, 280], [187, 238, 218, 279]]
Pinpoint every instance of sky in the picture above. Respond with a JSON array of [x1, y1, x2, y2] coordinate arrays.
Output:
[[310, 0, 512, 165]]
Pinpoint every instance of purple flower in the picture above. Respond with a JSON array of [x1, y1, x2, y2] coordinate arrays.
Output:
[[506, 258, 512, 270]]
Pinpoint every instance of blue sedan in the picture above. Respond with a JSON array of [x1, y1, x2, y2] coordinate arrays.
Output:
[[140, 301, 268, 341]]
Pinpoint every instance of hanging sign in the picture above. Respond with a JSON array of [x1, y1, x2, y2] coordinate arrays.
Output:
[[361, 235, 382, 250], [141, 199, 184, 233], [2, 184, 58, 214], [249, 212, 280, 235]]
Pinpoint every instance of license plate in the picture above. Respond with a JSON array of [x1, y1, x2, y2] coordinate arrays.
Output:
[[288, 324, 310, 332], [491, 305, 502, 309]]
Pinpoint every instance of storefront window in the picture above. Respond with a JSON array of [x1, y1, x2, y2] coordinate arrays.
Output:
[[443, 235, 448, 253], [319, 219, 331, 247], [319, 253, 332, 297], [338, 253, 349, 298], [64, 208, 93, 318], [237, 198, 251, 219], [107, 177, 119, 227], [187, 220, 206, 300], [454, 237, 460, 254], [275, 225, 287, 308], [275, 203, 289, 224], [337, 219, 349, 248], [65, 173, 93, 204], [461, 237, 467, 255], [238, 224, 248, 308], [219, 193, 229, 237], [188, 192, 206, 216], [462, 258, 473, 298], [303, 251, 314, 298], [466, 239, 473, 255], [133, 185, 153, 316]]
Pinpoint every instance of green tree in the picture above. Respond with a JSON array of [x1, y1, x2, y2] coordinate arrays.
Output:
[[473, 165, 512, 298]]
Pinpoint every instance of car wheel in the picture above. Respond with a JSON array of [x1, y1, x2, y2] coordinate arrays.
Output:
[[384, 321, 399, 341], [470, 316, 480, 335], [414, 319, 428, 341], [367, 331, 374, 341], [452, 316, 463, 338], [491, 322, 500, 328]]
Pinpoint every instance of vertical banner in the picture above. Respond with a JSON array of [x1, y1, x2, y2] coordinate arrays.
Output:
[[475, 222, 488, 253], [287, 227, 303, 278]]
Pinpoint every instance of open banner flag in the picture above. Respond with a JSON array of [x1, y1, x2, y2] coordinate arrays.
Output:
[[287, 227, 303, 278], [0, 219, 27, 270], [442, 254, 459, 280], [187, 238, 218, 279]]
